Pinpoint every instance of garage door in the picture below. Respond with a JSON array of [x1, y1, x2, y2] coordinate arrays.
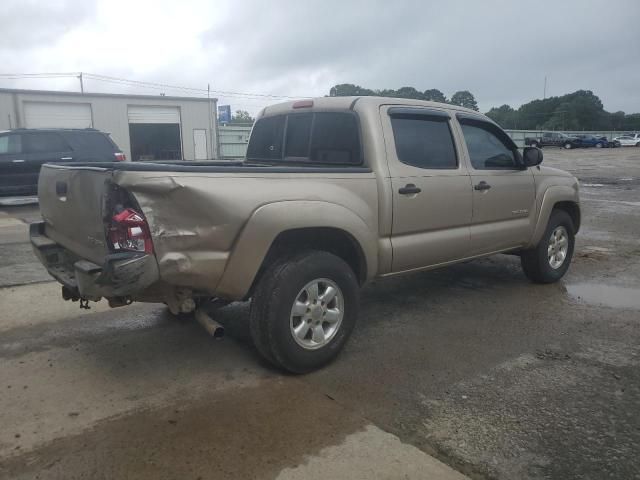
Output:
[[127, 106, 180, 124], [24, 102, 93, 128], [127, 105, 182, 161]]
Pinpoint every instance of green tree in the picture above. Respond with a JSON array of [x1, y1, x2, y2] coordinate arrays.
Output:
[[393, 86, 424, 100], [423, 89, 448, 103], [329, 84, 375, 96], [450, 90, 479, 111], [230, 110, 254, 124], [486, 104, 517, 128]]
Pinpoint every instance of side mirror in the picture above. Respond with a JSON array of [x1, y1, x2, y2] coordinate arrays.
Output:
[[522, 146, 543, 167]]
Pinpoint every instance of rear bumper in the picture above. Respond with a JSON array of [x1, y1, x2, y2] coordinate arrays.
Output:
[[30, 222, 160, 300]]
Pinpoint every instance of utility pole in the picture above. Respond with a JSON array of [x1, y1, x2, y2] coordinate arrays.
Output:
[[207, 84, 212, 159], [79, 72, 84, 93], [543, 76, 547, 100]]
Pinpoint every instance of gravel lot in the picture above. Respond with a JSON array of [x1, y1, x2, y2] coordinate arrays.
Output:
[[0, 147, 638, 480]]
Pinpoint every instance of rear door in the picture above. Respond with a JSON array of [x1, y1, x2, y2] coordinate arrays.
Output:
[[23, 131, 74, 171], [455, 114, 536, 255], [382, 106, 473, 272]]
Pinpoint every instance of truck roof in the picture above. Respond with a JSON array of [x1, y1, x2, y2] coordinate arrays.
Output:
[[260, 96, 484, 118]]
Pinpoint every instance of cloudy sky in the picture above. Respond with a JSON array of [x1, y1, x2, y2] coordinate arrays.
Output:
[[1, 0, 639, 114]]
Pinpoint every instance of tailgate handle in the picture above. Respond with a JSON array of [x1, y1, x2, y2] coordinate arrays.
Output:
[[56, 181, 68, 198]]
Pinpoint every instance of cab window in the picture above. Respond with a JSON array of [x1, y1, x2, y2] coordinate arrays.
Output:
[[390, 115, 457, 169], [459, 121, 518, 170], [247, 112, 361, 165]]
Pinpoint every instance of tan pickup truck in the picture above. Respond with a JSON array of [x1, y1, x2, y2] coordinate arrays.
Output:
[[31, 96, 580, 372]]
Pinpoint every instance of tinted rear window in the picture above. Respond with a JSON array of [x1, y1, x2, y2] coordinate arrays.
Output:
[[64, 131, 117, 152], [285, 114, 312, 158], [246, 115, 285, 160], [23, 133, 70, 153], [247, 112, 361, 165], [310, 113, 361, 164]]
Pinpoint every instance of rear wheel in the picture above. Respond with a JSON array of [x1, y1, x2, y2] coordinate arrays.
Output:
[[563, 142, 572, 149], [595, 142, 603, 148], [250, 250, 359, 373], [521, 210, 575, 284]]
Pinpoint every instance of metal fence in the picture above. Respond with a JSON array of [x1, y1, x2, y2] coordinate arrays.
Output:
[[219, 124, 252, 159]]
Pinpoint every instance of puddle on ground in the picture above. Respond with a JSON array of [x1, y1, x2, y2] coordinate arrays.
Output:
[[566, 283, 640, 310]]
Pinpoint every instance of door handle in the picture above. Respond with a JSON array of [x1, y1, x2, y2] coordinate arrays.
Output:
[[474, 181, 492, 191], [60, 157, 73, 161], [12, 159, 25, 163], [398, 184, 421, 195]]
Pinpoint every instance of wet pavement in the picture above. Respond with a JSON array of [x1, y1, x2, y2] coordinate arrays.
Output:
[[0, 147, 639, 479]]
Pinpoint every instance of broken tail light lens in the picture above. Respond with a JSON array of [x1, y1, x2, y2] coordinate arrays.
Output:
[[114, 152, 126, 162], [108, 208, 153, 254]]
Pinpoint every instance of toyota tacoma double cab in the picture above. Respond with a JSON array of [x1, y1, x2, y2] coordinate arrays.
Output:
[[31, 97, 580, 373]]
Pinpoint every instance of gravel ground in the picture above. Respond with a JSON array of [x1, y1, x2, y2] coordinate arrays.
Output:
[[0, 147, 638, 479]]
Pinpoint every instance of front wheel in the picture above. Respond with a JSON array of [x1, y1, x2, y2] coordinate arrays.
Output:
[[250, 250, 359, 373], [521, 210, 575, 284], [595, 142, 603, 148], [563, 142, 572, 150]]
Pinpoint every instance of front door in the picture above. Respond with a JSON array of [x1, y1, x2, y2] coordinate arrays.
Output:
[[456, 117, 536, 255], [382, 106, 473, 273]]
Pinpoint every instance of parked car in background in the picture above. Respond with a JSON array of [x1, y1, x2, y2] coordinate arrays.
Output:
[[574, 134, 607, 148], [613, 133, 640, 147], [525, 132, 581, 149], [0, 128, 125, 197], [604, 136, 621, 148]]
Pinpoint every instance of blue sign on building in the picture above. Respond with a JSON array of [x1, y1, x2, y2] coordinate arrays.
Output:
[[218, 105, 232, 124]]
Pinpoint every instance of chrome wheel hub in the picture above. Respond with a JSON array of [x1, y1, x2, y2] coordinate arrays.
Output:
[[290, 278, 344, 350], [548, 226, 569, 269]]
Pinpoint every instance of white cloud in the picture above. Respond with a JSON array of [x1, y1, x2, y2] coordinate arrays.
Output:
[[1, 0, 639, 115]]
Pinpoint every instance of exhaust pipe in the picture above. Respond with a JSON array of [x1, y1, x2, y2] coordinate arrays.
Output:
[[195, 309, 225, 339]]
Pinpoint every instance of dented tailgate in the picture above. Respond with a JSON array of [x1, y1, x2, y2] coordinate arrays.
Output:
[[38, 164, 112, 265]]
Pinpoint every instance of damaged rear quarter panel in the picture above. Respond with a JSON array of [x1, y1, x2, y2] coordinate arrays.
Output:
[[113, 170, 378, 297]]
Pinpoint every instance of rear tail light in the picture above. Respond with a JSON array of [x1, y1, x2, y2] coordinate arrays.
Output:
[[114, 152, 126, 162], [108, 208, 153, 254]]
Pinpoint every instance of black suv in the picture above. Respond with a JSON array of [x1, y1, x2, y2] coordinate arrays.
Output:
[[0, 128, 125, 196]]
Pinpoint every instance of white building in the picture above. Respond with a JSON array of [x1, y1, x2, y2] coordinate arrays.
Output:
[[0, 88, 219, 161]]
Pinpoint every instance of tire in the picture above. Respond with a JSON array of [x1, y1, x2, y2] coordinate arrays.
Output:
[[521, 210, 575, 284], [636, 142, 640, 147], [595, 142, 603, 148], [249, 250, 359, 373], [563, 142, 572, 150]]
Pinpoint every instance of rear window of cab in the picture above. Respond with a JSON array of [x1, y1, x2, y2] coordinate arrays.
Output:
[[246, 112, 362, 165]]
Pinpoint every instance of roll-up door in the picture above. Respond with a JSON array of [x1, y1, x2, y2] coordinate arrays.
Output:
[[24, 102, 92, 128]]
